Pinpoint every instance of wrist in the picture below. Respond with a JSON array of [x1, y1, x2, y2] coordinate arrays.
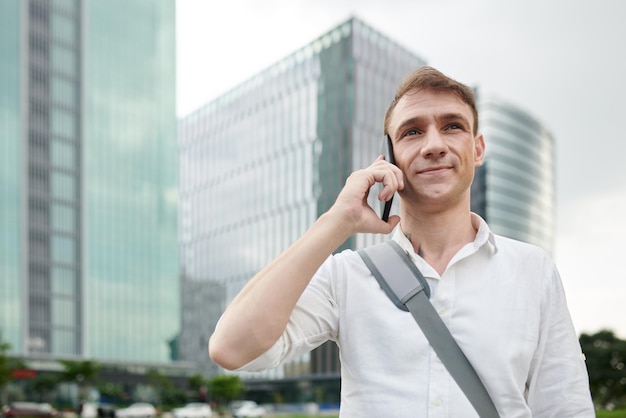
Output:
[[317, 210, 356, 242]]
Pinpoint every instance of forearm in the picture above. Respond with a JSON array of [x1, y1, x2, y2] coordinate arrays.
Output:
[[209, 159, 402, 369], [208, 211, 353, 370]]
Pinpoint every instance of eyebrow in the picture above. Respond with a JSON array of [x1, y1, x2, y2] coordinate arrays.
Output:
[[393, 112, 471, 139]]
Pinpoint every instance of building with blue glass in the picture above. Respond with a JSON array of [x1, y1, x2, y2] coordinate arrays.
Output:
[[0, 0, 182, 375]]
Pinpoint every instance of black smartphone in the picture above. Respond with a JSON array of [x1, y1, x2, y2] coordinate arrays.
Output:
[[380, 134, 395, 222]]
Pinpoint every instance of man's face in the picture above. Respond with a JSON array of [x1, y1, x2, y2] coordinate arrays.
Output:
[[387, 88, 485, 210]]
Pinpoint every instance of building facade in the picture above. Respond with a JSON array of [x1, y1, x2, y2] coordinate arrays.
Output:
[[178, 17, 425, 402], [0, 0, 181, 368], [474, 97, 555, 253]]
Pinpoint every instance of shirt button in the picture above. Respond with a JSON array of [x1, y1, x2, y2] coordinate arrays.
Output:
[[432, 399, 442, 406], [438, 306, 447, 315]]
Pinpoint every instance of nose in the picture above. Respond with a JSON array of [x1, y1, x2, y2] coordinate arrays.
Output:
[[421, 128, 448, 158]]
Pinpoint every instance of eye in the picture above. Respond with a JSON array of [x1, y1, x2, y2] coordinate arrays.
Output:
[[445, 123, 462, 130], [404, 129, 419, 137]]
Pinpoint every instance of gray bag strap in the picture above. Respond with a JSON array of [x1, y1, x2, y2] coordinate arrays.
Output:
[[358, 240, 499, 418]]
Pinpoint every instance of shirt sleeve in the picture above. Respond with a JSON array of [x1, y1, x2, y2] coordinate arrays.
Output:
[[237, 254, 340, 372], [526, 263, 595, 417]]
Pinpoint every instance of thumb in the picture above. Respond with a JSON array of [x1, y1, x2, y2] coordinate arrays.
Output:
[[373, 215, 400, 235]]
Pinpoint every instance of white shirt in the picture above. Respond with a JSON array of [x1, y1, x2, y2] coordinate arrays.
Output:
[[239, 215, 594, 417]]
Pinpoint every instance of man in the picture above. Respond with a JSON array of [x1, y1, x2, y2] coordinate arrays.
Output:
[[209, 67, 594, 416]]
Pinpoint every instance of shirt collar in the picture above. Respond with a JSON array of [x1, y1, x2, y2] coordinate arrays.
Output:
[[471, 213, 498, 255], [391, 212, 498, 256]]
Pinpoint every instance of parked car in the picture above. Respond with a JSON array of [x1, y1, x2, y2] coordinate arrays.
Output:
[[2, 402, 58, 417], [96, 404, 117, 418], [79, 402, 117, 418], [230, 401, 265, 418], [172, 403, 212, 418], [79, 402, 98, 418], [115, 403, 156, 418]]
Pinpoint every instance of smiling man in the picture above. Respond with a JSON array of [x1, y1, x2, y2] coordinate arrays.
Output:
[[209, 66, 594, 417]]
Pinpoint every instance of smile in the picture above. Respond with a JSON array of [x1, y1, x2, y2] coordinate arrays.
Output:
[[419, 166, 450, 174]]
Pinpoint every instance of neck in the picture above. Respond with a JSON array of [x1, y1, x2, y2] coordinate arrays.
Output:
[[399, 202, 476, 275]]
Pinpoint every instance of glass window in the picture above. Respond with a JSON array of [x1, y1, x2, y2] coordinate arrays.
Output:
[[51, 171, 76, 200], [51, 45, 76, 76], [51, 76, 76, 107], [52, 327, 77, 355], [52, 297, 75, 327], [51, 140, 76, 169], [52, 266, 76, 296], [51, 203, 75, 233], [51, 12, 76, 45], [52, 235, 75, 264], [52, 0, 78, 14], [51, 109, 75, 139]]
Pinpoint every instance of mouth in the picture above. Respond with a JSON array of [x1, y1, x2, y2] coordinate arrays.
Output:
[[418, 166, 451, 174]]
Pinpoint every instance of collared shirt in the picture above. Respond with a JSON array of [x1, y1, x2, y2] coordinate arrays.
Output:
[[239, 214, 594, 417]]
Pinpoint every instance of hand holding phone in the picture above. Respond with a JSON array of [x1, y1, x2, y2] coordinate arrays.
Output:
[[380, 135, 396, 222]]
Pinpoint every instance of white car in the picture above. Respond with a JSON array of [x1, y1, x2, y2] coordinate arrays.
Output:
[[115, 403, 156, 418], [171, 403, 212, 418], [230, 401, 266, 418]]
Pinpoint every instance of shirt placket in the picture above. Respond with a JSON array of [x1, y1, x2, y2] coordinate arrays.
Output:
[[427, 266, 455, 418]]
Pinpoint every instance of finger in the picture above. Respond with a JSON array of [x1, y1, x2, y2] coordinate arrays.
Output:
[[377, 170, 401, 201]]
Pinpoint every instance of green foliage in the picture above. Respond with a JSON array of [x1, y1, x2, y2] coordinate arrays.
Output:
[[59, 359, 102, 403], [160, 384, 187, 407], [208, 374, 244, 406], [145, 368, 187, 407], [596, 408, 626, 418], [0, 332, 13, 389], [0, 332, 12, 405], [188, 373, 206, 391], [187, 373, 210, 402], [59, 359, 101, 384], [32, 373, 59, 403], [0, 331, 26, 405], [580, 330, 626, 409], [98, 382, 126, 403]]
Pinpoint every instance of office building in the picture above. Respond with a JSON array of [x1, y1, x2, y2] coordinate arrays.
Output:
[[178, 17, 556, 403], [474, 97, 555, 253], [0, 0, 181, 370]]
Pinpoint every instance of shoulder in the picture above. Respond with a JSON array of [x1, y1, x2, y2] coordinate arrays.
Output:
[[319, 248, 371, 276], [490, 234, 561, 295], [493, 234, 554, 264], [312, 248, 376, 297]]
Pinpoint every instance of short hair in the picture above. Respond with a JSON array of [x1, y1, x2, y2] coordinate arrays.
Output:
[[383, 66, 479, 136]]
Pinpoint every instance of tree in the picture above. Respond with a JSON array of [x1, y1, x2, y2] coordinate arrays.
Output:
[[580, 329, 626, 409], [98, 382, 125, 404], [32, 373, 59, 403], [208, 375, 244, 406], [0, 332, 26, 406], [145, 369, 186, 407], [188, 373, 206, 393], [59, 360, 102, 405], [187, 373, 209, 402], [0, 331, 12, 405]]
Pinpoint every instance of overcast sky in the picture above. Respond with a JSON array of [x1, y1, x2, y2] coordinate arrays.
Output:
[[176, 0, 626, 337]]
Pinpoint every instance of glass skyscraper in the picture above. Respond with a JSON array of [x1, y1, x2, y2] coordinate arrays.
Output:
[[178, 17, 425, 400], [474, 97, 555, 253], [0, 0, 179, 365]]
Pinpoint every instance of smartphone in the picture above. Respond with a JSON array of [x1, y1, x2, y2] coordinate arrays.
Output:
[[380, 134, 395, 222]]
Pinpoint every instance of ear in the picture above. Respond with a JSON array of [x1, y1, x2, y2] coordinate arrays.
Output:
[[473, 133, 485, 167]]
